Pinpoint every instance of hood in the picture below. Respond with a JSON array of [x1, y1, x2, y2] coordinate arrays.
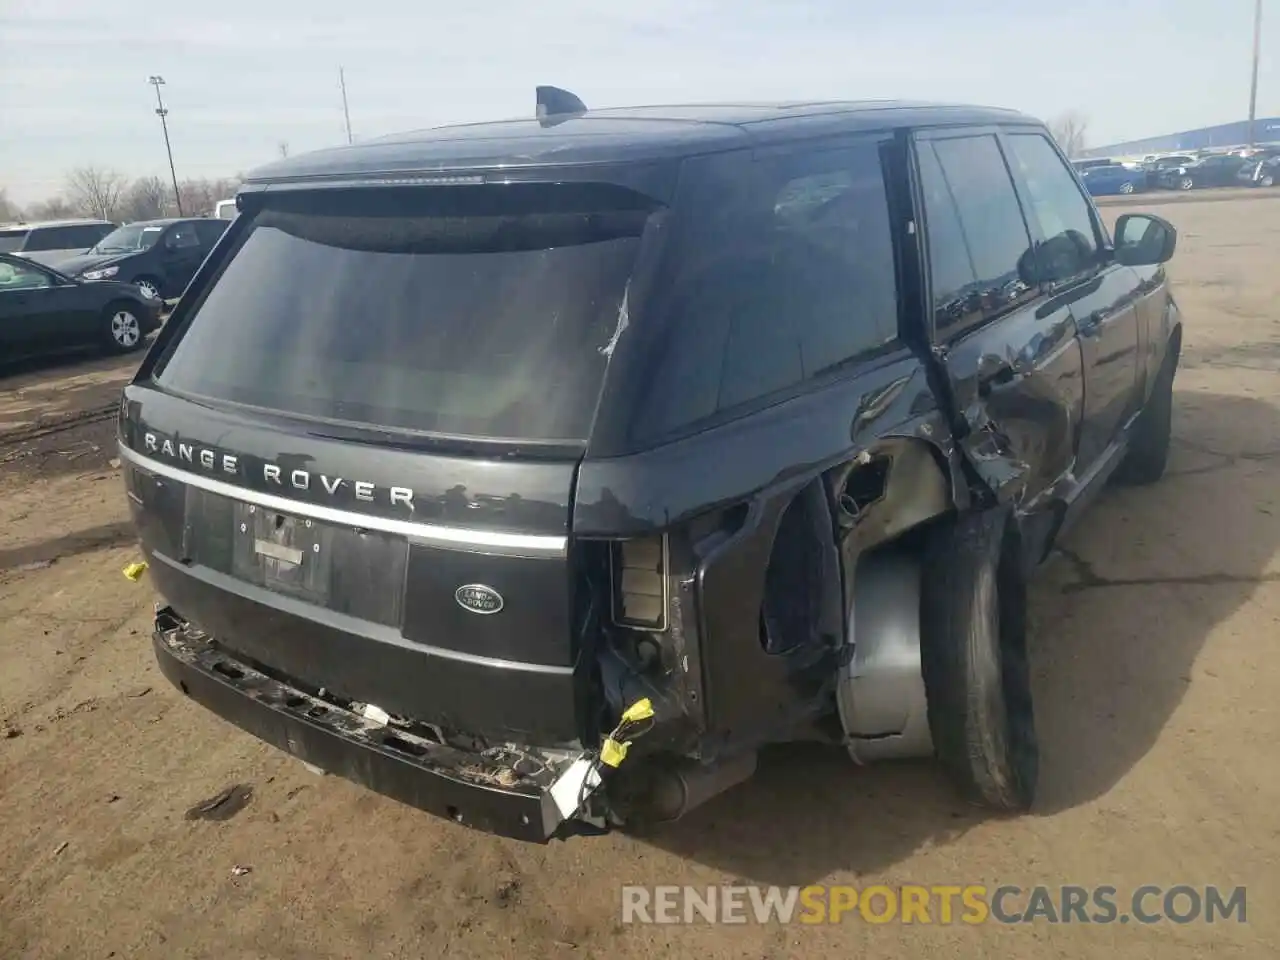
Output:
[[57, 251, 134, 275]]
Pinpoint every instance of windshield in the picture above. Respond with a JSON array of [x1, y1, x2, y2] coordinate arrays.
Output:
[[89, 224, 165, 254], [152, 185, 653, 442], [0, 230, 29, 253]]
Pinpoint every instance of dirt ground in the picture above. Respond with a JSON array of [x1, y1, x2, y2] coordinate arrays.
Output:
[[2, 197, 1279, 960]]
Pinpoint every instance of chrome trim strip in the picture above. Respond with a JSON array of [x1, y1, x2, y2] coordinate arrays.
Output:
[[149, 551, 575, 675], [119, 443, 567, 556]]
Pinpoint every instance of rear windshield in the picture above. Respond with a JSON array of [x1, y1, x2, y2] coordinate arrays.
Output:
[[0, 230, 29, 253], [152, 185, 653, 443]]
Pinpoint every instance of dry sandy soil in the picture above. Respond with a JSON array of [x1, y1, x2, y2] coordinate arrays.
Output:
[[2, 196, 1279, 959]]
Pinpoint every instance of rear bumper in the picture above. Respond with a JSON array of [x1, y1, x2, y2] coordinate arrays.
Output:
[[152, 608, 568, 842]]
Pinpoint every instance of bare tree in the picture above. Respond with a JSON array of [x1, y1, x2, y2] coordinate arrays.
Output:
[[119, 176, 170, 222], [0, 188, 21, 222], [278, 141, 290, 158], [65, 166, 128, 220], [26, 196, 77, 220], [175, 177, 241, 218], [1047, 111, 1090, 159]]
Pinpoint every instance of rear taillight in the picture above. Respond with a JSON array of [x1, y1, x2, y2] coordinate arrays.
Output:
[[610, 535, 668, 631]]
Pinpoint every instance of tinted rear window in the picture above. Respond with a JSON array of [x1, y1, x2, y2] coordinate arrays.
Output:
[[152, 185, 652, 443], [24, 227, 86, 251], [631, 140, 900, 442], [0, 230, 29, 253]]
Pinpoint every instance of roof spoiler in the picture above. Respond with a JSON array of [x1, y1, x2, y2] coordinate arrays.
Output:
[[536, 86, 587, 127]]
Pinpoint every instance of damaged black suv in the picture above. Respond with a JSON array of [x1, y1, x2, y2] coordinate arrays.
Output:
[[120, 88, 1181, 841]]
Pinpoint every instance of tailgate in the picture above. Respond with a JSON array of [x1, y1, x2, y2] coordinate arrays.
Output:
[[121, 387, 583, 743]]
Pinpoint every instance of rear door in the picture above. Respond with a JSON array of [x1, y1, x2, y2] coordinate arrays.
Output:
[[194, 219, 228, 256], [1001, 130, 1143, 473], [0, 257, 77, 348], [157, 222, 205, 296], [123, 182, 656, 741], [911, 128, 1085, 509]]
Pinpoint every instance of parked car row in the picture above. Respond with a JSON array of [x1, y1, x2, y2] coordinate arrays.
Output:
[[0, 217, 228, 299], [1, 216, 230, 364], [0, 219, 116, 266], [1074, 147, 1280, 196], [57, 218, 229, 300]]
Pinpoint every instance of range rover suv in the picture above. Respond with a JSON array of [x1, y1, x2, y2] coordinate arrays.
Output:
[[120, 88, 1182, 842]]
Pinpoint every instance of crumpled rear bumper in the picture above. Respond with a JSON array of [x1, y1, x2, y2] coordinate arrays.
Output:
[[151, 607, 572, 842]]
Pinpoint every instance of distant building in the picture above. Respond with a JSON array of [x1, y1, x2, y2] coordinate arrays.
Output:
[[1079, 117, 1280, 158]]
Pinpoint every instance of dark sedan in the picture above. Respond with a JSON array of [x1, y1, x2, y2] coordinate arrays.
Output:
[[0, 252, 162, 358], [1157, 153, 1250, 190], [55, 217, 228, 302]]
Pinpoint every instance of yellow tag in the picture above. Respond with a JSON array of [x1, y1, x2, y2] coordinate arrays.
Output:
[[122, 561, 148, 582], [600, 737, 630, 768], [620, 698, 654, 724]]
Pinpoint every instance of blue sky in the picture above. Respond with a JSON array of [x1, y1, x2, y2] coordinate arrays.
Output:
[[1, 0, 1273, 204]]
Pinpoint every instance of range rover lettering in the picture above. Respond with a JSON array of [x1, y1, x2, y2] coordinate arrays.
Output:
[[121, 88, 1182, 842]]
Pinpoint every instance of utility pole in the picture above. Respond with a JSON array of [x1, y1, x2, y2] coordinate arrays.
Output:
[[1248, 0, 1263, 147], [339, 67, 353, 145], [149, 75, 183, 216]]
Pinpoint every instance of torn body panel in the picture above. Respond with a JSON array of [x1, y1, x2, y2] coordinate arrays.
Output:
[[937, 302, 1084, 514], [825, 438, 951, 761]]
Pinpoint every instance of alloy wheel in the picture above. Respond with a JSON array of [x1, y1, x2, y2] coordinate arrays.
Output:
[[111, 310, 141, 348]]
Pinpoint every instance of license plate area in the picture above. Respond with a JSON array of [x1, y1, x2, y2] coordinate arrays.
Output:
[[231, 504, 331, 604]]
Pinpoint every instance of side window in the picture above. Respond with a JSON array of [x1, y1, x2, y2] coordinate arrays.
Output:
[[918, 135, 1033, 332], [716, 150, 898, 408], [916, 144, 980, 330], [195, 220, 228, 248], [61, 225, 104, 249], [78, 225, 111, 247], [1005, 132, 1101, 284], [0, 260, 53, 291], [23, 228, 66, 252], [640, 141, 901, 438], [168, 223, 200, 249]]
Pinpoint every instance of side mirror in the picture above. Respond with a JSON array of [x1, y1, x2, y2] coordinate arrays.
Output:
[[1113, 213, 1177, 266]]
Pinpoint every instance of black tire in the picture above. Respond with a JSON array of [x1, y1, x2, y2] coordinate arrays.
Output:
[[919, 507, 1038, 811], [100, 302, 146, 354], [1114, 347, 1176, 485]]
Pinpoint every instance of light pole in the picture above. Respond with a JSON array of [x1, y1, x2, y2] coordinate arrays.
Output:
[[1248, 0, 1263, 147], [149, 75, 183, 216]]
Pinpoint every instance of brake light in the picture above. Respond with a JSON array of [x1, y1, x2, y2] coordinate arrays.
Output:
[[610, 535, 669, 631]]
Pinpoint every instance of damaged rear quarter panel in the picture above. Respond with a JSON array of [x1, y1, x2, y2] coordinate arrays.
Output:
[[573, 353, 964, 752]]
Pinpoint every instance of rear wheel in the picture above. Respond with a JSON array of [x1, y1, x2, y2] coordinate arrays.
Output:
[[1120, 181, 1135, 195], [919, 508, 1038, 811], [101, 303, 144, 353], [1178, 176, 1195, 191]]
